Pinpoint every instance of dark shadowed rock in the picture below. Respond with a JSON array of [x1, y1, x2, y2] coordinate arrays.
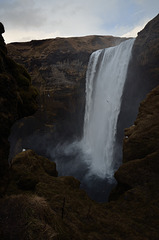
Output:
[[122, 13, 159, 163], [0, 24, 38, 185], [3, 147, 159, 240], [116, 13, 159, 168], [0, 194, 61, 240], [0, 22, 7, 55], [0, 22, 5, 34], [111, 14, 159, 219]]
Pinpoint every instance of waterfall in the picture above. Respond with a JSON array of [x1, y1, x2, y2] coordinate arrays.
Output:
[[43, 38, 135, 201], [82, 39, 135, 180]]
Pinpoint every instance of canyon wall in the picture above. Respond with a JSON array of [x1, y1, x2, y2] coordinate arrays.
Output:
[[112, 14, 159, 201], [7, 35, 127, 157]]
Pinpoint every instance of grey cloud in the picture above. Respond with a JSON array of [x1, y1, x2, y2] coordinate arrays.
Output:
[[0, 0, 47, 30], [1, 0, 159, 43]]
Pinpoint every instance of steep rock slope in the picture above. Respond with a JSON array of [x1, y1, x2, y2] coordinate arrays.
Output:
[[116, 13, 159, 164], [112, 13, 159, 205], [0, 23, 38, 180], [122, 14, 159, 164]]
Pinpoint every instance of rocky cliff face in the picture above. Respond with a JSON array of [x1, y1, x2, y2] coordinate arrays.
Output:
[[7, 35, 127, 158], [7, 35, 127, 90], [111, 13, 159, 213], [0, 23, 38, 180], [116, 14, 159, 166]]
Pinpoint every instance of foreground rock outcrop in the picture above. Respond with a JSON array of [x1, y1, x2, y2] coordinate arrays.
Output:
[[1, 148, 159, 240], [0, 23, 38, 180]]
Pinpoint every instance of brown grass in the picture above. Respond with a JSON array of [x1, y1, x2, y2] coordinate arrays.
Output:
[[0, 194, 66, 240]]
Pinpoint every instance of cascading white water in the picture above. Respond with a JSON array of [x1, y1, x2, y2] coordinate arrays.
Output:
[[82, 39, 135, 180]]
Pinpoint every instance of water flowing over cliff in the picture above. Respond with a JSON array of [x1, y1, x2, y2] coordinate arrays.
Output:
[[82, 39, 135, 180], [49, 39, 135, 201]]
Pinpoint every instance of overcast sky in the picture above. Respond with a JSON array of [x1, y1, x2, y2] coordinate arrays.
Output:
[[1, 0, 159, 43]]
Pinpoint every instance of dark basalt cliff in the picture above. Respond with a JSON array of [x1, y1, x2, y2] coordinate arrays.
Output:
[[0, 23, 38, 180], [116, 13, 159, 166], [111, 12, 159, 211], [113, 14, 159, 195], [1, 14, 159, 239]]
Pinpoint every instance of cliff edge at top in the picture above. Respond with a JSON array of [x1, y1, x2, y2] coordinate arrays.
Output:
[[133, 13, 159, 77]]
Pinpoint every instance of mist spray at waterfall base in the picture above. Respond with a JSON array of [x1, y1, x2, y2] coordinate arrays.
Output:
[[48, 39, 135, 202], [48, 140, 116, 201]]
